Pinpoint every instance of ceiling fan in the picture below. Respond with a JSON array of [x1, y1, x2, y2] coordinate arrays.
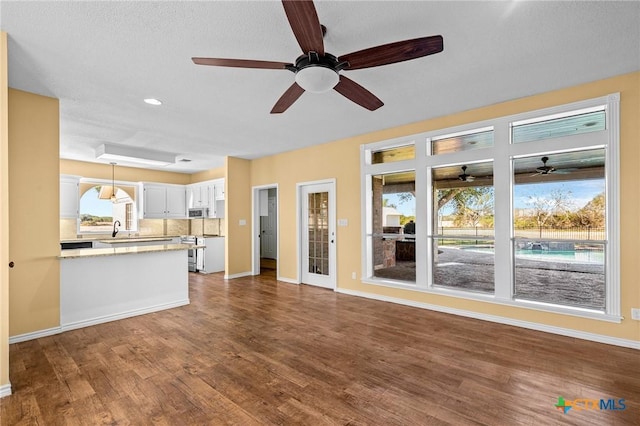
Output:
[[192, 0, 444, 113], [532, 156, 557, 176], [458, 165, 476, 182]]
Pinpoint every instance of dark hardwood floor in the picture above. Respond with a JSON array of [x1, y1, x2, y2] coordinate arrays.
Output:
[[1, 271, 638, 425]]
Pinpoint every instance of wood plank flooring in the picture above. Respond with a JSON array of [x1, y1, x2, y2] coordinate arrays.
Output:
[[1, 270, 639, 425]]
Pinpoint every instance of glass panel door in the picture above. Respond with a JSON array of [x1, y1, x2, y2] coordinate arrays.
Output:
[[301, 182, 335, 288]]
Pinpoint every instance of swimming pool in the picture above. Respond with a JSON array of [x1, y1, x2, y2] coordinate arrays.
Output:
[[460, 246, 604, 264]]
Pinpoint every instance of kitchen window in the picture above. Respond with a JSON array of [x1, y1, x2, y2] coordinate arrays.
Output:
[[78, 182, 138, 234]]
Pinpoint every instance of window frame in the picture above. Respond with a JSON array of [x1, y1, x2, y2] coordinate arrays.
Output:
[[77, 178, 139, 235], [360, 93, 621, 322]]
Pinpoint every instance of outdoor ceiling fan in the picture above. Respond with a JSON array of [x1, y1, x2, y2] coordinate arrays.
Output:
[[192, 0, 444, 113], [531, 156, 578, 177], [534, 156, 556, 175], [458, 165, 476, 182]]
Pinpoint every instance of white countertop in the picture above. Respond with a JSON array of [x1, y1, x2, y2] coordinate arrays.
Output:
[[59, 243, 203, 259]]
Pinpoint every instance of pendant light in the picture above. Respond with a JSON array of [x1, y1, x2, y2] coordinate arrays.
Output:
[[110, 162, 117, 203]]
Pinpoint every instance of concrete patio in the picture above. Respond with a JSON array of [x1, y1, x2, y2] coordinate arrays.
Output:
[[374, 246, 605, 311]]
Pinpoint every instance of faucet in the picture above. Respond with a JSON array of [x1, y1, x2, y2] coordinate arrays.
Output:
[[112, 220, 121, 238]]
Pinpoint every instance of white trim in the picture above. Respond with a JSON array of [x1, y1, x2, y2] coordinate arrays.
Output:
[[61, 299, 189, 332], [296, 178, 337, 289], [251, 183, 279, 277], [9, 326, 62, 344], [9, 300, 189, 344], [0, 383, 11, 398], [277, 276, 299, 285], [361, 276, 622, 323], [605, 93, 620, 316], [360, 93, 619, 318], [224, 271, 253, 280], [336, 288, 639, 350]]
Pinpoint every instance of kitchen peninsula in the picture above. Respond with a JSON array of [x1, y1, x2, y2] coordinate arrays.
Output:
[[59, 243, 195, 331]]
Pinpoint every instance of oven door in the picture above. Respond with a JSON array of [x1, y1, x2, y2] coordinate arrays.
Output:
[[187, 247, 197, 271]]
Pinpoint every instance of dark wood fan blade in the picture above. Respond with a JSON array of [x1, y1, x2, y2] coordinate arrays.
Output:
[[281, 0, 324, 55], [192, 57, 293, 70], [340, 35, 443, 70], [333, 75, 383, 111], [271, 82, 305, 114]]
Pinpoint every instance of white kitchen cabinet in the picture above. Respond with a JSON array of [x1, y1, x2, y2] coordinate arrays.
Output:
[[187, 184, 210, 209], [201, 236, 225, 273], [207, 184, 224, 219], [214, 181, 225, 200], [187, 179, 225, 218], [60, 175, 80, 218], [139, 183, 187, 219], [207, 179, 225, 218], [165, 185, 187, 218]]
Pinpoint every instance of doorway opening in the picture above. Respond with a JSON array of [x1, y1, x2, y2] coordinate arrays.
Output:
[[252, 185, 278, 277]]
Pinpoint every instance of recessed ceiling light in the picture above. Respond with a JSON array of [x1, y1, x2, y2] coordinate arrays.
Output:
[[143, 98, 162, 106]]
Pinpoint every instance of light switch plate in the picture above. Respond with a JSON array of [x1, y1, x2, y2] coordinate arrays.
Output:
[[338, 219, 348, 227], [239, 219, 246, 226], [631, 308, 640, 320]]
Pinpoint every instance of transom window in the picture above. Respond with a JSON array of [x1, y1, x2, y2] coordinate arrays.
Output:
[[361, 94, 619, 320]]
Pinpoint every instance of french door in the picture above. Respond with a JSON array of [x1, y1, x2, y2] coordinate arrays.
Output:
[[300, 181, 336, 289]]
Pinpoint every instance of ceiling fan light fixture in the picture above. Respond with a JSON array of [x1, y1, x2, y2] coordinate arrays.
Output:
[[295, 66, 339, 94]]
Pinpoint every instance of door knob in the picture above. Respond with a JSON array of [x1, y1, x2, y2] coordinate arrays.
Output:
[[8, 261, 14, 268]]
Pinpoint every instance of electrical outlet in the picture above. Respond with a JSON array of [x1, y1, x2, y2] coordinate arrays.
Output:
[[631, 308, 640, 320], [351, 272, 357, 280]]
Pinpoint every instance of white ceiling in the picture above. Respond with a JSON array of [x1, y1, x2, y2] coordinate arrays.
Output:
[[2, 1, 639, 173]]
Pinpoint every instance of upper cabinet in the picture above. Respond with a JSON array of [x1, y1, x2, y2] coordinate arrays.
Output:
[[208, 179, 225, 218], [139, 183, 187, 219], [186, 183, 210, 209], [188, 178, 225, 218], [214, 181, 225, 200], [60, 175, 80, 218]]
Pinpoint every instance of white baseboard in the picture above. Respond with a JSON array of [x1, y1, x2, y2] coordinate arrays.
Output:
[[277, 276, 299, 285], [336, 288, 640, 350], [9, 326, 62, 344], [0, 383, 12, 398], [9, 299, 189, 344], [224, 271, 253, 280], [61, 299, 190, 333]]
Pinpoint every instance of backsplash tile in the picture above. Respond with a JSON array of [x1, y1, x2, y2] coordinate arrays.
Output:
[[166, 219, 189, 236], [189, 218, 224, 236], [61, 218, 191, 240]]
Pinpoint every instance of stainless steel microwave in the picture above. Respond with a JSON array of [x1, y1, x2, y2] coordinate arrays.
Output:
[[188, 207, 208, 218]]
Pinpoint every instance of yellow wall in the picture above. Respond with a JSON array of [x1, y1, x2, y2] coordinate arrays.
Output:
[[1, 32, 10, 390], [251, 142, 361, 282], [190, 166, 225, 184], [250, 72, 640, 342], [225, 157, 251, 276], [60, 159, 191, 184], [8, 89, 60, 336]]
